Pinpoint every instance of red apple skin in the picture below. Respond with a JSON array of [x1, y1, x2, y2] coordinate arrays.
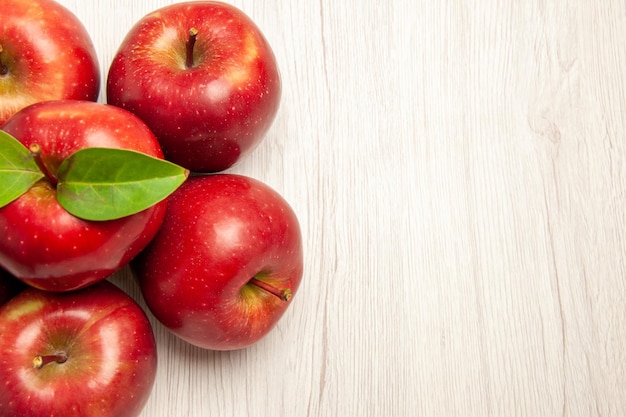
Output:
[[107, 1, 281, 173], [0, 0, 100, 126], [132, 174, 303, 350], [0, 267, 25, 306], [0, 280, 157, 417], [0, 100, 167, 292]]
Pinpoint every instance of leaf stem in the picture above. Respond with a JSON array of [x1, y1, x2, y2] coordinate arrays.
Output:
[[249, 277, 292, 302], [186, 28, 199, 69], [29, 144, 57, 186]]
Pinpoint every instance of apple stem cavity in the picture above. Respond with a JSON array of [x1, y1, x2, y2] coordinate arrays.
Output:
[[0, 45, 7, 76], [29, 143, 58, 186], [186, 28, 199, 69], [33, 352, 68, 369], [249, 277, 292, 302]]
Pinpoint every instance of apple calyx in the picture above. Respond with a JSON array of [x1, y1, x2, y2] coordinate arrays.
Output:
[[186, 28, 199, 69], [248, 277, 292, 302], [33, 352, 68, 369], [29, 143, 58, 186]]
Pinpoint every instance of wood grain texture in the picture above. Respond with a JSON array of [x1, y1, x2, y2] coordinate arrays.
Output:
[[54, 0, 626, 415]]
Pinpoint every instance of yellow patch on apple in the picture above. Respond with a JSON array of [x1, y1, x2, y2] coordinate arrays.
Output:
[[226, 31, 259, 85], [6, 298, 44, 321]]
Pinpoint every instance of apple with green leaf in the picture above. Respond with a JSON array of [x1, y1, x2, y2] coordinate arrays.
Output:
[[133, 174, 303, 350], [0, 100, 188, 292], [107, 1, 281, 173], [0, 280, 157, 417], [0, 0, 100, 125]]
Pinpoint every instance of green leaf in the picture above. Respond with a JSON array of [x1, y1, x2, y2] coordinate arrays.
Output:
[[57, 148, 189, 221], [0, 130, 45, 208]]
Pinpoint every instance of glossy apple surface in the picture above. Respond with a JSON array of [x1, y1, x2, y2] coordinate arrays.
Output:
[[0, 280, 157, 417], [133, 174, 303, 350], [107, 1, 281, 173], [0, 0, 100, 125], [0, 100, 167, 292]]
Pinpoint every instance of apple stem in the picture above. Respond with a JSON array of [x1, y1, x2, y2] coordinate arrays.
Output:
[[33, 352, 68, 369], [29, 143, 58, 186], [186, 28, 199, 69], [249, 277, 292, 302]]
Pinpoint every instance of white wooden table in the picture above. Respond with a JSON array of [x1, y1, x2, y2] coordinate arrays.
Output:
[[56, 0, 626, 415]]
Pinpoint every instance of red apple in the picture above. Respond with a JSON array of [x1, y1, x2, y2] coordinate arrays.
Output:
[[107, 1, 281, 173], [0, 0, 100, 126], [0, 267, 25, 306], [0, 280, 157, 417], [0, 100, 167, 292], [133, 174, 303, 350]]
